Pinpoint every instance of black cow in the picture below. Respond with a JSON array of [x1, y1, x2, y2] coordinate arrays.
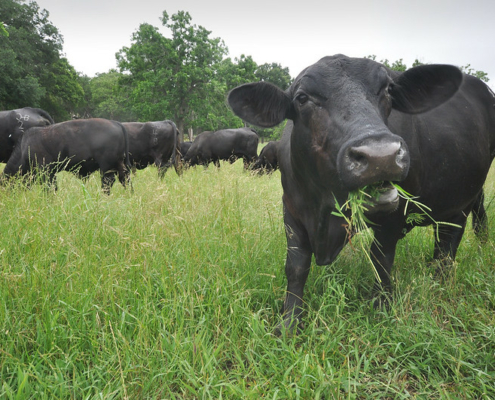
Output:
[[179, 141, 193, 161], [252, 140, 280, 173], [183, 128, 259, 169], [228, 54, 495, 332], [123, 120, 180, 177], [0, 107, 54, 162], [3, 118, 131, 194]]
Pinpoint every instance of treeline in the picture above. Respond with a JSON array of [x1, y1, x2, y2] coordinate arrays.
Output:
[[0, 1, 489, 141], [0, 1, 83, 122], [0, 1, 292, 141]]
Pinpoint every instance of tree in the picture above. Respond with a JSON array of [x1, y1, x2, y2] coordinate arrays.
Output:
[[0, 0, 54, 109], [255, 62, 292, 90], [0, 0, 84, 120], [460, 64, 489, 82], [38, 57, 85, 121], [117, 11, 228, 136], [85, 70, 135, 121], [189, 55, 258, 135], [0, 45, 45, 109], [72, 74, 93, 119], [115, 11, 295, 139], [366, 55, 407, 72], [197, 57, 293, 141], [218, 55, 258, 90], [382, 59, 407, 72]]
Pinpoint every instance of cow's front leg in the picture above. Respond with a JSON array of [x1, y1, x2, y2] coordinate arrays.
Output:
[[370, 225, 401, 308], [279, 244, 312, 333], [276, 210, 312, 335]]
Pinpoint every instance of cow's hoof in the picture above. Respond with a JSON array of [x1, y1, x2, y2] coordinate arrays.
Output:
[[428, 257, 455, 282], [372, 291, 392, 310], [274, 318, 303, 336]]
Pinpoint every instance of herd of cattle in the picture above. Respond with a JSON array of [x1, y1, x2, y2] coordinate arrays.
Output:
[[0, 110, 280, 193], [3, 54, 495, 333]]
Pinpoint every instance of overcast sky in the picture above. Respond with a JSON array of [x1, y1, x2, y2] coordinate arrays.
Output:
[[34, 0, 495, 88]]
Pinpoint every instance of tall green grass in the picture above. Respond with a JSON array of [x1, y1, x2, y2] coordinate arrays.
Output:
[[0, 161, 494, 399]]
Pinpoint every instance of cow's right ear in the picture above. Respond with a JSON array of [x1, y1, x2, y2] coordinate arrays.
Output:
[[228, 82, 292, 128]]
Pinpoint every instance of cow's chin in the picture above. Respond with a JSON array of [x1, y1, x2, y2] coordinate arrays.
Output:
[[363, 183, 400, 215]]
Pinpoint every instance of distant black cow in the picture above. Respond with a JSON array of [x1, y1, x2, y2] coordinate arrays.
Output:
[[123, 120, 180, 177], [228, 54, 495, 333], [3, 118, 131, 194], [0, 107, 54, 162], [252, 140, 280, 173], [179, 141, 193, 161], [183, 128, 259, 169]]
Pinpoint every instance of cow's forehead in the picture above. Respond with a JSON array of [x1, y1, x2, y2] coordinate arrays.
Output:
[[291, 55, 388, 96]]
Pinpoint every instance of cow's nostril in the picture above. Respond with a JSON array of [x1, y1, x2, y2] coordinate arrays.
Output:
[[348, 149, 368, 171]]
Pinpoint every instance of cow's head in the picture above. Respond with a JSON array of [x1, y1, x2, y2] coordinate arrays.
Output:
[[228, 55, 462, 213]]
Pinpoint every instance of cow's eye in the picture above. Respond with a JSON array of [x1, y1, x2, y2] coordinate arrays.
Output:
[[296, 94, 309, 105]]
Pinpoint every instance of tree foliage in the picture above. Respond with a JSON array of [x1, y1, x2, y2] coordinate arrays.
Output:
[[459, 64, 489, 82], [39, 57, 85, 120], [116, 11, 229, 135], [81, 70, 134, 121], [115, 11, 292, 140], [0, 0, 84, 120], [255, 62, 293, 90]]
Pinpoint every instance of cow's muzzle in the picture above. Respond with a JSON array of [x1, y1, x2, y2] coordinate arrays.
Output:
[[337, 133, 410, 192]]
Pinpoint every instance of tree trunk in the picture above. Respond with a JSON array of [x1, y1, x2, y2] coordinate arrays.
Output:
[[176, 120, 185, 143]]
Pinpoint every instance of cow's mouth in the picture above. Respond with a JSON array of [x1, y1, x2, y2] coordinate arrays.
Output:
[[360, 181, 400, 215]]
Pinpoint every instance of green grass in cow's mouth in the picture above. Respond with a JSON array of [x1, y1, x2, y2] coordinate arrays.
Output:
[[332, 182, 461, 282], [332, 184, 384, 282]]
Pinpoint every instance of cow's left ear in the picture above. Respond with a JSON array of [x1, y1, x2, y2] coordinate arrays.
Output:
[[390, 64, 463, 114], [228, 82, 292, 127]]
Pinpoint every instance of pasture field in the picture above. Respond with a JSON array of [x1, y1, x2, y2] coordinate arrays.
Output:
[[0, 158, 494, 399]]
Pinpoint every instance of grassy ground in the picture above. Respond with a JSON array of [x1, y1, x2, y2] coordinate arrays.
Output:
[[0, 160, 494, 399]]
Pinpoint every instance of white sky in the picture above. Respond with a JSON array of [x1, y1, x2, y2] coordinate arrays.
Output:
[[33, 0, 495, 89]]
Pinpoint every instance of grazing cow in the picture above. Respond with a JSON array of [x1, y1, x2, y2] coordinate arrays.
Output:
[[179, 141, 193, 161], [3, 118, 131, 194], [0, 107, 54, 162], [228, 54, 495, 332], [183, 127, 259, 169], [123, 120, 180, 177], [252, 140, 280, 173]]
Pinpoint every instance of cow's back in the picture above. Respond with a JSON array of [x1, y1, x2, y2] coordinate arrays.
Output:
[[8, 118, 126, 172], [185, 131, 213, 158], [233, 128, 259, 156], [124, 122, 151, 165], [47, 119, 125, 164], [215, 128, 259, 157]]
